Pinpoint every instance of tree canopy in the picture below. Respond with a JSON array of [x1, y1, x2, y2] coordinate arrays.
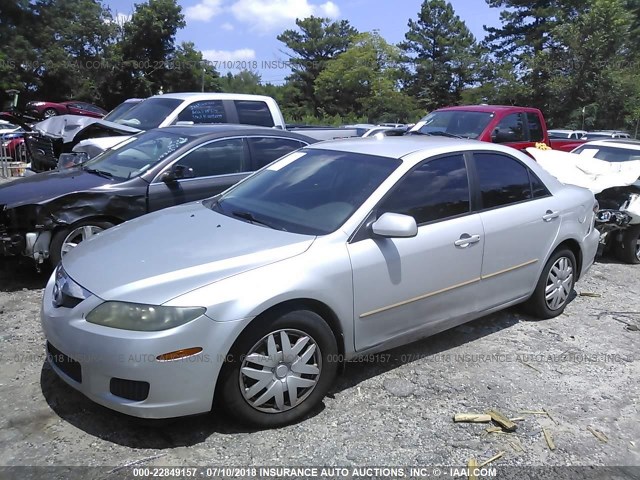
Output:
[[1, 0, 639, 131]]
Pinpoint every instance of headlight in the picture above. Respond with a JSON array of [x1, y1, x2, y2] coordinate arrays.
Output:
[[86, 301, 206, 331]]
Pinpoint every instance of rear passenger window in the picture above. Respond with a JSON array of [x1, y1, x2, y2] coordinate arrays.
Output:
[[235, 101, 274, 127], [248, 137, 307, 169], [177, 138, 246, 177], [177, 100, 226, 124], [379, 155, 470, 224], [475, 153, 532, 208], [527, 113, 544, 142], [529, 171, 550, 198]]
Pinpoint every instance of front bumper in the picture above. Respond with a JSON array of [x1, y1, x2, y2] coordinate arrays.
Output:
[[41, 273, 252, 419]]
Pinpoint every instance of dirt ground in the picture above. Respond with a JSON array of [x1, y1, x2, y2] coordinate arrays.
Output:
[[0, 175, 639, 479]]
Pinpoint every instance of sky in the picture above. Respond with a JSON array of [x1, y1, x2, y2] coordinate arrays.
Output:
[[104, 0, 503, 84]]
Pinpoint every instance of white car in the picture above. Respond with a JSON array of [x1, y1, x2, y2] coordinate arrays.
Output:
[[73, 93, 286, 157], [529, 139, 640, 263], [548, 129, 587, 139]]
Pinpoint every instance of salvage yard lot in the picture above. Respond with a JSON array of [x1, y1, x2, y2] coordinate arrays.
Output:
[[0, 179, 639, 475]]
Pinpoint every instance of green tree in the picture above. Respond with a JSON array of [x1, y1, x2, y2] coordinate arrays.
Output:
[[400, 0, 481, 111], [315, 31, 419, 122], [220, 70, 263, 94], [108, 0, 186, 100], [277, 16, 358, 116], [535, 0, 633, 128], [483, 0, 585, 109], [163, 42, 221, 93]]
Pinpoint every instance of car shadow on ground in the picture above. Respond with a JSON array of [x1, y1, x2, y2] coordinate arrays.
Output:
[[0, 258, 51, 292], [38, 300, 563, 449]]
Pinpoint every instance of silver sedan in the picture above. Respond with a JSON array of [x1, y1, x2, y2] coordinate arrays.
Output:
[[41, 137, 600, 427]]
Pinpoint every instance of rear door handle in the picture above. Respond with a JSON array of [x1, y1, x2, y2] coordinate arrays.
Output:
[[543, 210, 559, 222], [454, 234, 481, 247]]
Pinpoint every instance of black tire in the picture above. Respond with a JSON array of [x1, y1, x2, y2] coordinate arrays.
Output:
[[49, 220, 115, 267], [523, 248, 576, 319], [614, 225, 640, 265], [217, 309, 338, 428], [43, 108, 58, 118]]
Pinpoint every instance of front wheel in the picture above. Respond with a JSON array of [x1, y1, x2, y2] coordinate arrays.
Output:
[[218, 309, 338, 428], [49, 220, 114, 266], [42, 108, 58, 118], [523, 248, 576, 319], [614, 225, 640, 264]]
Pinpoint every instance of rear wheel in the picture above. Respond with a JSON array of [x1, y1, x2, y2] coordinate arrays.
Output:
[[523, 248, 576, 319], [49, 220, 114, 266], [218, 309, 338, 428], [614, 225, 640, 264]]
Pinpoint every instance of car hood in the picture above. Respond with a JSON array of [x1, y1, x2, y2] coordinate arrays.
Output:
[[34, 115, 141, 144], [72, 135, 133, 157], [0, 168, 112, 208], [62, 202, 316, 305], [527, 148, 640, 193]]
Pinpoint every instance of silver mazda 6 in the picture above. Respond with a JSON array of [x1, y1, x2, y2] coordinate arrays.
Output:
[[41, 137, 600, 427]]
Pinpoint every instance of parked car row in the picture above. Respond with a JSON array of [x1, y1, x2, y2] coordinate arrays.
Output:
[[1, 98, 632, 428], [548, 129, 632, 140]]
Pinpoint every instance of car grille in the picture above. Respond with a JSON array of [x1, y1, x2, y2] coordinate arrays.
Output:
[[25, 133, 62, 172], [47, 342, 82, 383], [110, 378, 150, 401]]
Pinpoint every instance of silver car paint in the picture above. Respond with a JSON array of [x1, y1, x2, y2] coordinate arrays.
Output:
[[42, 137, 600, 418], [62, 201, 316, 305]]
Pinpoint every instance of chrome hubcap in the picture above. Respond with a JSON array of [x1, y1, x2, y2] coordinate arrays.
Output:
[[545, 256, 573, 310], [239, 329, 321, 413], [61, 225, 104, 256], [635, 237, 640, 262]]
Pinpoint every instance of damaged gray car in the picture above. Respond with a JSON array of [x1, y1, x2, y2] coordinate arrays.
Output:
[[0, 125, 314, 267]]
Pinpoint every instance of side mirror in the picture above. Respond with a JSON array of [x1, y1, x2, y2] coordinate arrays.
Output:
[[163, 164, 195, 182], [371, 212, 418, 238], [490, 128, 499, 143]]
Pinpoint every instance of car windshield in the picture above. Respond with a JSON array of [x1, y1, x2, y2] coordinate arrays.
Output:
[[81, 130, 190, 180], [209, 149, 402, 235], [113, 97, 183, 130], [103, 100, 143, 123], [572, 145, 640, 162], [415, 110, 494, 139]]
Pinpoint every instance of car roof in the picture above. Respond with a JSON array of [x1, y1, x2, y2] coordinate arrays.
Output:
[[579, 139, 640, 149], [154, 124, 316, 143], [308, 135, 512, 161], [149, 92, 275, 102], [435, 105, 542, 114]]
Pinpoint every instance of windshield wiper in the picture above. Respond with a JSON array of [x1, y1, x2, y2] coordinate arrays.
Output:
[[232, 210, 286, 231], [409, 131, 466, 139], [84, 168, 114, 179]]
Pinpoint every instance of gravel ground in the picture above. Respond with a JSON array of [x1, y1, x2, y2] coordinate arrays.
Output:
[[0, 174, 639, 478]]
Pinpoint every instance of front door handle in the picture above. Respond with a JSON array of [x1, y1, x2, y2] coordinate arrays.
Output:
[[543, 210, 559, 222], [454, 234, 481, 248]]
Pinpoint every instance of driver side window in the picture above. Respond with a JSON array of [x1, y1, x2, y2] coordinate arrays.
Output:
[[379, 155, 470, 225], [493, 113, 525, 143], [176, 138, 247, 178]]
